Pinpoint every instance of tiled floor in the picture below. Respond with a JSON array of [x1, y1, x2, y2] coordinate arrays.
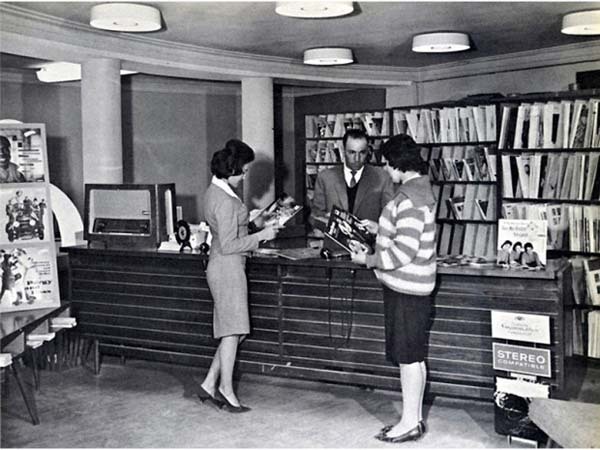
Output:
[[1, 357, 598, 448]]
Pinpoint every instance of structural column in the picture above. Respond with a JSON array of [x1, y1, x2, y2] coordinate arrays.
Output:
[[81, 58, 123, 184], [241, 77, 274, 208]]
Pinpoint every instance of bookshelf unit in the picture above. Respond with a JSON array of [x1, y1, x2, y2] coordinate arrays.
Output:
[[391, 103, 499, 260], [496, 92, 600, 258], [303, 109, 391, 205], [494, 90, 600, 360]]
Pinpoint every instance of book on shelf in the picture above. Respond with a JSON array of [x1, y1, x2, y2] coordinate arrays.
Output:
[[324, 205, 376, 254], [583, 258, 600, 306], [542, 101, 561, 148], [476, 199, 490, 220], [497, 219, 548, 269], [249, 194, 303, 231], [485, 104, 497, 141], [589, 311, 600, 358], [446, 196, 465, 219], [499, 104, 519, 149]]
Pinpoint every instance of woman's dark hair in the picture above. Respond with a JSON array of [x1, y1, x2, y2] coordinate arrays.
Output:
[[380, 134, 428, 175], [513, 241, 522, 250], [524, 242, 534, 251], [210, 139, 255, 179], [501, 240, 512, 248]]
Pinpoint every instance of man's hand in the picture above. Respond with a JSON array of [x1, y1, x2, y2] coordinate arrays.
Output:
[[358, 219, 378, 234]]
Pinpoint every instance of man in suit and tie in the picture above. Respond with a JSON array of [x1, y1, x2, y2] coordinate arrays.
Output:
[[310, 128, 395, 232]]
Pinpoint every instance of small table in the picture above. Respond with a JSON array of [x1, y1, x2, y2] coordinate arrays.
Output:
[[1, 303, 71, 425]]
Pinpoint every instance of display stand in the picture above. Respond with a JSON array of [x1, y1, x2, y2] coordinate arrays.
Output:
[[0, 124, 60, 312]]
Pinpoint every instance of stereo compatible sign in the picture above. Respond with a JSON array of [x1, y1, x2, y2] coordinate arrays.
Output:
[[493, 343, 551, 377], [491, 311, 551, 344]]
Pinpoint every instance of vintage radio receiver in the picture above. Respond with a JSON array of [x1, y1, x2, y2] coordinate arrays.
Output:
[[84, 183, 176, 248]]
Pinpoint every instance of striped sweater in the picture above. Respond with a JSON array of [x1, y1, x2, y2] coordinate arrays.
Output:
[[365, 175, 437, 296]]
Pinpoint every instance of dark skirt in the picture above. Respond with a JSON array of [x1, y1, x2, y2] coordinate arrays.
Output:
[[383, 285, 432, 365]]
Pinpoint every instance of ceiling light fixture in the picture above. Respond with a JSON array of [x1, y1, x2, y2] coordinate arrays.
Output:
[[275, 1, 353, 18], [36, 62, 137, 83], [90, 3, 161, 32], [412, 32, 470, 53], [561, 10, 600, 35], [303, 47, 354, 66]]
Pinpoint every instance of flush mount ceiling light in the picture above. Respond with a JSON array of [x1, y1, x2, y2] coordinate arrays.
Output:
[[90, 3, 161, 32], [275, 1, 353, 18], [412, 32, 470, 53], [303, 47, 354, 65], [562, 10, 600, 35], [36, 62, 137, 83]]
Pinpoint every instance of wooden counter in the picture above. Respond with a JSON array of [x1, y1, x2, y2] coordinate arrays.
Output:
[[62, 246, 572, 400]]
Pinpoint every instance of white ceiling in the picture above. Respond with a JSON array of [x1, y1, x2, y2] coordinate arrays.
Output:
[[3, 1, 600, 69]]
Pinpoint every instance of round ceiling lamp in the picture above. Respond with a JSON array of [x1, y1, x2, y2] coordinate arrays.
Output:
[[275, 1, 353, 18], [303, 47, 354, 66], [90, 3, 162, 32], [561, 10, 600, 35], [412, 32, 470, 53]]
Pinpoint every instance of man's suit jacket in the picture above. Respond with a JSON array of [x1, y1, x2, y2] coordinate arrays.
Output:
[[310, 165, 395, 228]]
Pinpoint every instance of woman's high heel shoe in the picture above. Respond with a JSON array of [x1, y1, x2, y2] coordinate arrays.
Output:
[[216, 388, 251, 413], [197, 386, 224, 408]]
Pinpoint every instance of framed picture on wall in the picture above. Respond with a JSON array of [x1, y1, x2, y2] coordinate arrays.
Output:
[[0, 123, 60, 312]]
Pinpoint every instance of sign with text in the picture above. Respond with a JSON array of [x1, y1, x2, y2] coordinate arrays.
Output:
[[493, 343, 551, 377], [491, 311, 551, 344]]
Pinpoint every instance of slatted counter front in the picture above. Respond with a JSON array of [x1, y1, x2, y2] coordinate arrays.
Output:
[[63, 247, 571, 400]]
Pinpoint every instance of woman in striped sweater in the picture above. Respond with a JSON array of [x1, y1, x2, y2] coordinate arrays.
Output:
[[349, 134, 437, 444]]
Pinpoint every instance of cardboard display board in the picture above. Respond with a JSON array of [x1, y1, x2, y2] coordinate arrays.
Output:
[[0, 124, 60, 312]]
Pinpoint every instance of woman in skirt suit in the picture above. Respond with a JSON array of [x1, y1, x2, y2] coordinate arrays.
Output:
[[198, 140, 279, 413], [350, 134, 437, 443]]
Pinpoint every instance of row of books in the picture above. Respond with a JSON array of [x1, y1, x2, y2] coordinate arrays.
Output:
[[393, 105, 497, 144], [305, 112, 389, 139], [437, 222, 497, 259], [498, 98, 600, 150], [305, 140, 384, 166], [502, 152, 600, 200], [502, 202, 600, 253], [429, 146, 497, 182]]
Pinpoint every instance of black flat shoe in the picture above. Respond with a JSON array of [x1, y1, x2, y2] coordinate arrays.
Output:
[[216, 389, 251, 413], [197, 386, 224, 408], [376, 421, 425, 438], [376, 422, 425, 444]]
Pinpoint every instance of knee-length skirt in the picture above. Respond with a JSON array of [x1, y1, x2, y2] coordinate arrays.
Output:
[[206, 254, 250, 339]]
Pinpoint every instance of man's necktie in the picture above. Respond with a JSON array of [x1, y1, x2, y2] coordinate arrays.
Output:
[[349, 170, 357, 188]]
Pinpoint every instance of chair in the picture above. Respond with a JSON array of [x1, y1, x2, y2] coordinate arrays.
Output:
[[528, 398, 600, 448], [0, 352, 40, 425]]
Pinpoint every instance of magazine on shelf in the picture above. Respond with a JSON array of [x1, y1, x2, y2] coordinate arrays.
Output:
[[324, 205, 376, 254], [249, 193, 302, 231], [497, 219, 548, 269], [583, 258, 600, 306]]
